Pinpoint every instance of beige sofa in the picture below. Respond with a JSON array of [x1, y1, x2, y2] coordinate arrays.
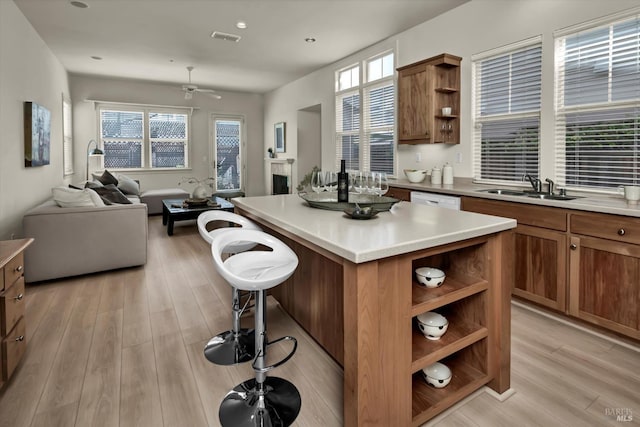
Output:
[[22, 200, 148, 283]]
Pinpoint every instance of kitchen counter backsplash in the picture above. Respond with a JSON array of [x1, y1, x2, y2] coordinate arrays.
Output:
[[389, 177, 640, 218]]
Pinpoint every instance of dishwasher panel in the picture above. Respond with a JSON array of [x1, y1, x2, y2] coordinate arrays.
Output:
[[410, 191, 461, 210]]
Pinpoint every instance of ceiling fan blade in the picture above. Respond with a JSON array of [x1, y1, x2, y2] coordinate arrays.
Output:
[[184, 91, 193, 100]]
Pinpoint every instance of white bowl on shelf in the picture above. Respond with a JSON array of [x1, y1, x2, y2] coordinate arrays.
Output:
[[422, 362, 452, 388], [415, 267, 446, 288], [404, 169, 428, 183], [416, 311, 448, 340]]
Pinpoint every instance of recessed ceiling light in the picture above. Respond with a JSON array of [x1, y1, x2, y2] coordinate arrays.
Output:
[[236, 21, 247, 29], [90, 56, 102, 60], [70, 1, 89, 8], [305, 37, 316, 43]]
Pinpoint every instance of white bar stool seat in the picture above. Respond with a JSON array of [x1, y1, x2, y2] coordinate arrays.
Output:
[[197, 211, 261, 366], [211, 228, 301, 427]]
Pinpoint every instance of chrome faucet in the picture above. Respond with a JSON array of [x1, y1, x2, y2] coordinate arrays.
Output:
[[545, 178, 555, 195], [523, 174, 542, 193]]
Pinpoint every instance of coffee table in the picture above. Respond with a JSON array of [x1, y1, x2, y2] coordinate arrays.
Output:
[[162, 197, 234, 236]]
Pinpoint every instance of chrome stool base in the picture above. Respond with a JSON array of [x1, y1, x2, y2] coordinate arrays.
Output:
[[219, 377, 301, 427], [204, 328, 255, 366]]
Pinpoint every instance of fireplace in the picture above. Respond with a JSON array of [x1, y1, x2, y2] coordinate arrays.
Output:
[[272, 174, 289, 195]]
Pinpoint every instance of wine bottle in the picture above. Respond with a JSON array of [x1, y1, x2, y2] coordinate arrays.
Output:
[[337, 159, 349, 202]]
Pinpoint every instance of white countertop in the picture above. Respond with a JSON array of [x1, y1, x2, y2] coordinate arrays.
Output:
[[232, 193, 516, 264], [389, 178, 640, 218]]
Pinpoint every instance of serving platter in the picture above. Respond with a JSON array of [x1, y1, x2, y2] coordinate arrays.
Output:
[[298, 192, 399, 212]]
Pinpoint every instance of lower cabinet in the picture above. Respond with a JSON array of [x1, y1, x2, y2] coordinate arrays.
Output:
[[462, 197, 567, 312], [569, 213, 640, 339], [387, 186, 411, 202], [463, 196, 640, 341]]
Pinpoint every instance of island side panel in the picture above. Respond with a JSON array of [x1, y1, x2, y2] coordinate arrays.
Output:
[[343, 257, 412, 427], [487, 230, 513, 393]]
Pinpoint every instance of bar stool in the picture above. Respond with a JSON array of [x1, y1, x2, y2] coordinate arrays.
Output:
[[210, 229, 301, 427], [197, 211, 261, 366]]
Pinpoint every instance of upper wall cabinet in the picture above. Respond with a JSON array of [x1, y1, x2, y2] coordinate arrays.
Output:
[[397, 53, 461, 145]]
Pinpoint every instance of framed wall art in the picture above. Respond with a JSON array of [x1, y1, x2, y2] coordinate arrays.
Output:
[[274, 122, 286, 153], [24, 101, 51, 167]]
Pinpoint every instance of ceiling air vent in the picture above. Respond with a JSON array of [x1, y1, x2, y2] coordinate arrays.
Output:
[[211, 31, 241, 42]]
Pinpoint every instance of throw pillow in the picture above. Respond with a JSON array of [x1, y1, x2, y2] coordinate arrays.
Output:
[[94, 169, 119, 186], [116, 173, 140, 195], [52, 187, 105, 208], [92, 184, 133, 205]]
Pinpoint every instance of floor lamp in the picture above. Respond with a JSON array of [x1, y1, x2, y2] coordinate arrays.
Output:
[[86, 139, 104, 180]]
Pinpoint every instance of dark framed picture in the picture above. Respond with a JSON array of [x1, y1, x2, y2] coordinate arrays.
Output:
[[274, 122, 286, 153], [24, 101, 51, 167]]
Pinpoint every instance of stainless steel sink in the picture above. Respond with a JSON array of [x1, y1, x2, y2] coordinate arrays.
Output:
[[478, 188, 526, 196], [477, 188, 583, 201], [525, 193, 582, 201]]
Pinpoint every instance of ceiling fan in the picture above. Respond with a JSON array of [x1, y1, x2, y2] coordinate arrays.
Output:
[[181, 66, 221, 100]]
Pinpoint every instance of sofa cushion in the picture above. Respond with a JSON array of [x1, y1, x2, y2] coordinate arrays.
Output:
[[116, 173, 140, 195], [94, 169, 118, 186], [92, 184, 133, 205], [52, 187, 105, 208]]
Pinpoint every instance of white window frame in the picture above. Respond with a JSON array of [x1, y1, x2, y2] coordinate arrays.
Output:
[[554, 7, 640, 193], [335, 49, 396, 175], [96, 102, 192, 171], [471, 36, 543, 186], [62, 94, 73, 176]]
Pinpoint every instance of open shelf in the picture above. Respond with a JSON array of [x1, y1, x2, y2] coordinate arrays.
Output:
[[411, 341, 489, 426], [411, 273, 487, 316], [435, 87, 458, 93], [435, 114, 458, 119]]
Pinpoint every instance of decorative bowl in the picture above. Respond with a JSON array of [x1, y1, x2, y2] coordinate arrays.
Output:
[[404, 169, 428, 183], [416, 312, 448, 340], [415, 267, 446, 288], [422, 362, 452, 388], [343, 207, 379, 220]]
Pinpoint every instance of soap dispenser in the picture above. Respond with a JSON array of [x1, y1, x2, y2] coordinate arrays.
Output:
[[443, 163, 454, 185]]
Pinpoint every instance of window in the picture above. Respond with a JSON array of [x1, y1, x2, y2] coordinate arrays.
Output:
[[98, 104, 190, 170], [472, 37, 542, 184], [555, 11, 640, 191], [213, 116, 243, 191], [335, 51, 395, 174], [62, 95, 73, 176]]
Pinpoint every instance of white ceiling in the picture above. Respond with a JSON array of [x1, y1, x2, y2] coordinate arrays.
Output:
[[14, 0, 468, 94]]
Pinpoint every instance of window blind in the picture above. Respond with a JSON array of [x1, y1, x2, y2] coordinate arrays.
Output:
[[335, 51, 395, 174], [555, 12, 640, 190], [472, 38, 542, 184]]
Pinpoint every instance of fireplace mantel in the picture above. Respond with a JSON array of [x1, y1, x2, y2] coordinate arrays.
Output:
[[265, 158, 295, 194]]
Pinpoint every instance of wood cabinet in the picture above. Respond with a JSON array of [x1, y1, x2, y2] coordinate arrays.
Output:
[[397, 53, 461, 145], [568, 212, 640, 339], [462, 197, 568, 312], [387, 186, 411, 202], [0, 238, 33, 388]]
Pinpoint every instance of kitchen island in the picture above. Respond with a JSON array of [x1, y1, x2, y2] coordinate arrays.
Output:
[[232, 194, 516, 426]]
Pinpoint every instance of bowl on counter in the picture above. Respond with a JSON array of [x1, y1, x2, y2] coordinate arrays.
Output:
[[422, 362, 452, 388], [415, 267, 446, 288], [416, 311, 448, 340], [404, 169, 428, 183]]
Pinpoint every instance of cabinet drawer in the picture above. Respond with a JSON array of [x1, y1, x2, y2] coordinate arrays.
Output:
[[462, 197, 567, 231], [2, 317, 26, 381], [4, 252, 24, 287], [571, 213, 640, 245], [1, 277, 25, 336], [388, 186, 411, 202], [0, 267, 4, 293]]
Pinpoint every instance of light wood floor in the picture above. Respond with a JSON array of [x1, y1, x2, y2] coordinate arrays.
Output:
[[1, 216, 638, 427]]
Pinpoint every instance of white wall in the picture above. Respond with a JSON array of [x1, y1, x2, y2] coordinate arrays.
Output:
[[0, 0, 70, 240], [70, 75, 264, 197], [264, 0, 640, 183]]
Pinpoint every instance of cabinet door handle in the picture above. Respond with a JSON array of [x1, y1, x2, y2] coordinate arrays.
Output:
[[570, 244, 577, 250], [15, 335, 24, 342], [618, 228, 625, 236], [15, 265, 23, 272], [14, 293, 23, 301]]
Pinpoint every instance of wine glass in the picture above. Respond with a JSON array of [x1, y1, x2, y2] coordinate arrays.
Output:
[[325, 171, 337, 192], [353, 171, 366, 194], [376, 172, 389, 196], [311, 170, 324, 194]]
